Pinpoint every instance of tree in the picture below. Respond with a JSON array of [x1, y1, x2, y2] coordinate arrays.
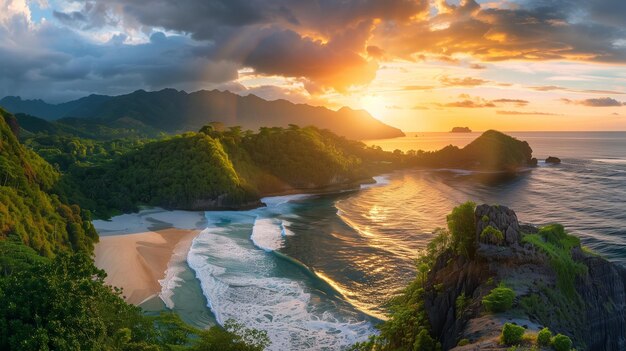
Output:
[[446, 201, 477, 257]]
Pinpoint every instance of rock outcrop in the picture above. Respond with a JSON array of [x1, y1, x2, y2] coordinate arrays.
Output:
[[421, 204, 626, 350], [475, 204, 521, 245], [546, 156, 561, 164]]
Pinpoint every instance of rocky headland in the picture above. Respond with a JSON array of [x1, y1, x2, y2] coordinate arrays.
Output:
[[426, 204, 626, 350]]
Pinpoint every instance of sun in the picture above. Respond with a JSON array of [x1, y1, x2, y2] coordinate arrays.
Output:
[[360, 95, 388, 119]]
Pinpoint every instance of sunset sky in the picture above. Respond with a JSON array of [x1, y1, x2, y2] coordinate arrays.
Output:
[[1, 0, 625, 131]]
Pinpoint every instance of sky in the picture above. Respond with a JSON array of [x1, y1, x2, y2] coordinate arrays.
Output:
[[1, 0, 625, 131]]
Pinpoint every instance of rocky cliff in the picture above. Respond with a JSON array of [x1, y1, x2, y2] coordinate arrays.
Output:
[[421, 204, 626, 350]]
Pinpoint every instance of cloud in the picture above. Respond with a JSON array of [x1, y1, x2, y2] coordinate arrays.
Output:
[[497, 110, 561, 116], [242, 26, 378, 92], [3, 0, 626, 101], [439, 94, 495, 108], [492, 98, 528, 106], [438, 95, 532, 108], [403, 85, 435, 91], [530, 85, 563, 92], [561, 97, 625, 107], [373, 0, 626, 63], [530, 85, 626, 95], [439, 75, 489, 87], [444, 100, 495, 108], [43, 0, 430, 93]]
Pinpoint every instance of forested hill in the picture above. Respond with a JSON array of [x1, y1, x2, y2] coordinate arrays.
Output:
[[58, 125, 394, 218], [0, 107, 271, 350], [0, 89, 405, 140], [0, 108, 97, 257]]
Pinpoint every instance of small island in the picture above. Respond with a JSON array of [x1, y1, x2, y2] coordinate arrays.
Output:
[[450, 126, 472, 133], [546, 156, 562, 164]]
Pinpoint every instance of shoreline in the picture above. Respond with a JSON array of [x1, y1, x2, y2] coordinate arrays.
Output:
[[92, 178, 384, 307], [93, 209, 207, 305]]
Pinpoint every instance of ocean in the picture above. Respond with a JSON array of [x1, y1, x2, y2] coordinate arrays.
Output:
[[163, 132, 626, 350]]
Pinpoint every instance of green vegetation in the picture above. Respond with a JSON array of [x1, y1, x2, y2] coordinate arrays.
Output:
[[0, 109, 269, 350], [501, 323, 525, 346], [522, 224, 587, 298], [349, 202, 483, 351], [14, 108, 535, 219], [482, 283, 515, 313], [0, 252, 269, 351], [457, 338, 470, 346], [537, 327, 552, 346], [1, 108, 97, 256], [480, 225, 504, 244], [64, 132, 258, 216], [447, 201, 477, 257], [406, 130, 534, 171], [551, 334, 573, 351], [456, 293, 470, 319], [19, 120, 399, 218]]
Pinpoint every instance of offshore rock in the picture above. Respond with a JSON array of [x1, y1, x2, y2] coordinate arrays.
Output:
[[546, 156, 561, 164]]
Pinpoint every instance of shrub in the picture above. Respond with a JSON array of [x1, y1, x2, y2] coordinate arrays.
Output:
[[551, 334, 572, 351], [482, 283, 515, 313], [413, 329, 437, 351], [457, 338, 470, 346], [455, 293, 470, 319], [481, 225, 504, 244], [447, 201, 477, 257], [522, 225, 587, 299], [537, 327, 552, 346], [501, 323, 525, 345]]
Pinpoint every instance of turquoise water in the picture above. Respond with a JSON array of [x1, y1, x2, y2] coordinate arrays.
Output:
[[167, 132, 626, 350]]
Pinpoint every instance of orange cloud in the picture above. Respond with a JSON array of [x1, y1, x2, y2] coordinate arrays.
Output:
[[561, 97, 625, 107], [439, 75, 490, 87]]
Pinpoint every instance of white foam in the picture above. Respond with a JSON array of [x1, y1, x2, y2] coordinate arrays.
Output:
[[281, 220, 295, 236], [261, 194, 311, 208], [159, 262, 186, 309], [251, 217, 285, 252], [187, 212, 376, 350], [187, 209, 376, 351]]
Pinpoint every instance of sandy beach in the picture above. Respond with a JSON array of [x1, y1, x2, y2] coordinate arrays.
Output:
[[93, 209, 206, 305]]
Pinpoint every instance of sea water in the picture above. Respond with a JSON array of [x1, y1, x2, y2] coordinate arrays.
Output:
[[165, 132, 626, 349]]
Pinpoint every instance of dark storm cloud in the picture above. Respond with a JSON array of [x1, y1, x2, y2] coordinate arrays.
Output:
[[48, 0, 428, 92], [3, 0, 626, 101], [0, 16, 237, 101]]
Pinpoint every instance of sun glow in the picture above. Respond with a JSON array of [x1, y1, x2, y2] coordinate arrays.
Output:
[[359, 95, 388, 119]]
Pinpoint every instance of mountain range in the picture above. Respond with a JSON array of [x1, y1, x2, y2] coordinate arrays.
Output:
[[0, 89, 404, 140]]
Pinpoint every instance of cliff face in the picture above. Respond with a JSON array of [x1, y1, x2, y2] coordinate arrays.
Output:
[[421, 204, 626, 350]]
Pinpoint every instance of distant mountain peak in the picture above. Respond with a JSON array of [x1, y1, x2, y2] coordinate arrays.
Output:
[[0, 89, 404, 139]]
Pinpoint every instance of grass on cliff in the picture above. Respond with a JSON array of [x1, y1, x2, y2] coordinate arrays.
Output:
[[522, 224, 587, 299]]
